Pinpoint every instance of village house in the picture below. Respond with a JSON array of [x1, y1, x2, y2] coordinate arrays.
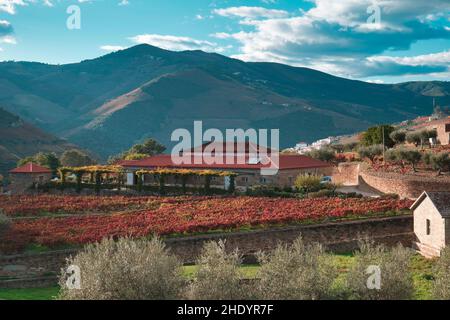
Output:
[[8, 163, 53, 195], [436, 120, 450, 145], [411, 191, 450, 258], [120, 141, 332, 190]]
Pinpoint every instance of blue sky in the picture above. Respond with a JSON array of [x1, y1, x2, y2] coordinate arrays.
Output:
[[0, 0, 449, 83]]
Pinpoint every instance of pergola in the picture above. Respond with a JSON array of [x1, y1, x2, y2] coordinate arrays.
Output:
[[58, 165, 125, 193], [135, 168, 237, 193]]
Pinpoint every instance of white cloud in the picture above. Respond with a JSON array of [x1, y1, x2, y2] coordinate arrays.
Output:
[[215, 0, 450, 78], [129, 34, 227, 53], [0, 35, 16, 44], [100, 45, 126, 52], [213, 6, 289, 19]]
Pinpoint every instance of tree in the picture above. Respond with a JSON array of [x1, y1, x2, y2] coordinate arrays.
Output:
[[345, 241, 413, 300], [425, 152, 450, 176], [361, 125, 395, 148], [58, 237, 185, 300], [17, 152, 61, 174], [186, 240, 248, 300], [294, 174, 322, 194], [129, 139, 166, 156], [357, 144, 384, 163], [387, 148, 422, 172], [407, 130, 436, 148], [124, 153, 149, 160], [406, 132, 421, 147], [60, 149, 95, 167], [306, 148, 335, 162], [34, 152, 61, 174], [108, 138, 166, 163], [389, 130, 406, 145], [256, 237, 337, 300]]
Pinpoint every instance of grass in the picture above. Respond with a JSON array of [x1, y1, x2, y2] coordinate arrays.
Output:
[[0, 287, 59, 300], [0, 253, 437, 300]]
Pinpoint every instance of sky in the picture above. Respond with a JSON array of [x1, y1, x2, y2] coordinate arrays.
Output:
[[0, 0, 449, 83]]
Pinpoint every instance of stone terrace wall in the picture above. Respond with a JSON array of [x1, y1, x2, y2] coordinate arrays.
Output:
[[332, 162, 360, 186], [0, 215, 413, 288], [360, 170, 450, 199]]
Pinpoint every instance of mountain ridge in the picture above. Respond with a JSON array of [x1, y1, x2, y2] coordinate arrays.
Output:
[[0, 44, 448, 159]]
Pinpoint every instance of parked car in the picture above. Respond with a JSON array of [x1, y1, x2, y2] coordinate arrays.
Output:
[[320, 176, 332, 184]]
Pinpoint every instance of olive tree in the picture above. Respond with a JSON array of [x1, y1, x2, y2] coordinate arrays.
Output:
[[345, 241, 413, 300], [256, 237, 336, 300], [423, 152, 450, 176], [389, 130, 406, 145], [186, 240, 249, 300], [58, 237, 185, 300], [357, 144, 384, 163]]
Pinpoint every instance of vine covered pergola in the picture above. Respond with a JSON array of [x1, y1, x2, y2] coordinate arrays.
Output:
[[58, 165, 125, 193], [57, 166, 237, 194], [135, 168, 237, 194]]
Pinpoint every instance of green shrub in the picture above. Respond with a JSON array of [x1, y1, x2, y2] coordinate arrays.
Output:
[[345, 241, 413, 300], [305, 148, 335, 162], [357, 144, 384, 163], [294, 174, 322, 194], [186, 240, 249, 300], [58, 237, 185, 300], [256, 237, 337, 300], [432, 247, 450, 299]]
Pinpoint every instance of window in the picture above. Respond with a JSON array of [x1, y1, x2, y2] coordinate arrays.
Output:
[[242, 177, 249, 183], [426, 219, 431, 235], [260, 177, 267, 184]]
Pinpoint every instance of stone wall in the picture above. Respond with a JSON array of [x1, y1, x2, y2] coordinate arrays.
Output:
[[0, 215, 413, 288], [9, 173, 53, 195], [331, 162, 360, 186], [360, 170, 450, 199]]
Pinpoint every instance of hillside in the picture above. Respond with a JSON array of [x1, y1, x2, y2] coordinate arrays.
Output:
[[0, 108, 79, 175], [0, 44, 449, 158]]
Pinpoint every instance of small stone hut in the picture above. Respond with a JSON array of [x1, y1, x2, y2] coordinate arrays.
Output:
[[9, 163, 52, 195], [411, 191, 450, 258]]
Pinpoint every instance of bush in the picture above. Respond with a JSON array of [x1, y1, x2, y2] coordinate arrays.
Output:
[[256, 237, 337, 300], [389, 130, 406, 145], [345, 241, 413, 300], [58, 237, 185, 300], [386, 148, 422, 171], [294, 174, 322, 194], [0, 210, 11, 236], [305, 148, 335, 162], [187, 240, 249, 300], [432, 247, 450, 299], [361, 125, 395, 148], [357, 144, 384, 163]]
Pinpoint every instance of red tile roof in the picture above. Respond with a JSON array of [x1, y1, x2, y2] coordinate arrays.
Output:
[[119, 154, 331, 171], [9, 163, 52, 174]]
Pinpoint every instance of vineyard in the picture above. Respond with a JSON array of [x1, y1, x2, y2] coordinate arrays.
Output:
[[0, 195, 413, 253]]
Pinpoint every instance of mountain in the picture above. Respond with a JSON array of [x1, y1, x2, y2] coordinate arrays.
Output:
[[0, 108, 79, 175], [0, 44, 449, 159]]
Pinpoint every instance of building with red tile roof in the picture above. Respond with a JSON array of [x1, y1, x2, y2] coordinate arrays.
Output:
[[120, 142, 333, 189], [9, 163, 52, 194], [10, 163, 52, 174]]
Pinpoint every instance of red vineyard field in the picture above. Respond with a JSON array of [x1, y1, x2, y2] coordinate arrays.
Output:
[[0, 196, 413, 253], [0, 195, 212, 216]]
